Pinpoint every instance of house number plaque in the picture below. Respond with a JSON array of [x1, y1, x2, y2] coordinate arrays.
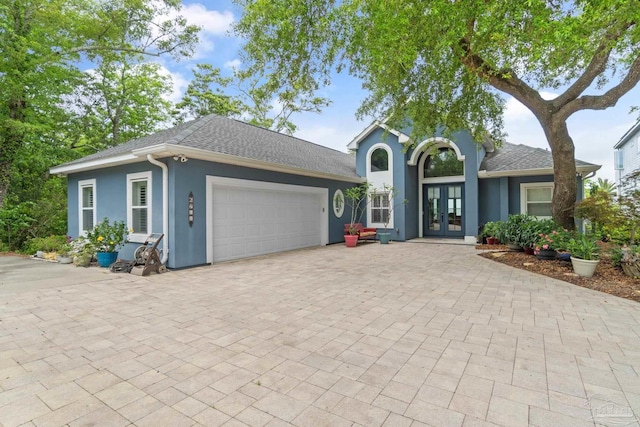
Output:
[[188, 192, 194, 226]]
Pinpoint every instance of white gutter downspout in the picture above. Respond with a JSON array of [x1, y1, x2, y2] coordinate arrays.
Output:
[[147, 154, 169, 265]]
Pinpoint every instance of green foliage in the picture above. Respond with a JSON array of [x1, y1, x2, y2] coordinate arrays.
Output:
[[575, 188, 621, 239], [0, 176, 68, 252], [566, 234, 601, 261], [24, 235, 69, 254], [501, 214, 534, 246], [0, 0, 199, 210], [69, 61, 174, 150], [343, 182, 372, 234], [234, 0, 640, 229], [618, 169, 640, 244], [535, 230, 566, 253], [173, 64, 330, 134], [86, 218, 129, 253]]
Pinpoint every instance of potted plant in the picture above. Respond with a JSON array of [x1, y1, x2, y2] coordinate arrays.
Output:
[[343, 182, 372, 247], [566, 233, 601, 277], [493, 220, 507, 245], [503, 214, 535, 251], [57, 243, 72, 264], [69, 237, 95, 267], [483, 222, 498, 245], [534, 231, 562, 260], [376, 183, 408, 244], [86, 218, 129, 267]]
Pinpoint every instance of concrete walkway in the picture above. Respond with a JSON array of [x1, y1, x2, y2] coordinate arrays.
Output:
[[0, 243, 638, 426]]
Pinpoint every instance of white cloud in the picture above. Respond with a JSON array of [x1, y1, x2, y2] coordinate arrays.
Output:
[[154, 63, 189, 104], [224, 59, 242, 70], [180, 4, 234, 36], [160, 3, 235, 59], [504, 91, 558, 122]]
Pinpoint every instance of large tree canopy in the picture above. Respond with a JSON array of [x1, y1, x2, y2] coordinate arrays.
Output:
[[0, 0, 199, 209], [173, 63, 329, 134], [234, 0, 640, 228]]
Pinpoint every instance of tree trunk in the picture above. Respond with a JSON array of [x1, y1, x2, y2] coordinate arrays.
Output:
[[541, 120, 577, 230]]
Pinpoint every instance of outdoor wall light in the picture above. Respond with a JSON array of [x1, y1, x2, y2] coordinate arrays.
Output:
[[173, 154, 188, 163]]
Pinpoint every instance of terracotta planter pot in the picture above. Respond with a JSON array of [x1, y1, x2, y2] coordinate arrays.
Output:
[[344, 235, 358, 248]]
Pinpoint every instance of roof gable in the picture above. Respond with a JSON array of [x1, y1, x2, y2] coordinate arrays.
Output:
[[614, 120, 640, 149], [52, 115, 360, 181]]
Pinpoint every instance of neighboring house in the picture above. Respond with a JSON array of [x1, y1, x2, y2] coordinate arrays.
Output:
[[348, 122, 600, 243], [614, 120, 640, 192], [51, 115, 600, 268]]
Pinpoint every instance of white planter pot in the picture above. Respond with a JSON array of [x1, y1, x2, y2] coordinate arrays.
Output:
[[570, 256, 599, 278]]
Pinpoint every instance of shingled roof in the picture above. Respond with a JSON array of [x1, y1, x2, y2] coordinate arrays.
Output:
[[480, 142, 599, 175], [52, 115, 359, 180]]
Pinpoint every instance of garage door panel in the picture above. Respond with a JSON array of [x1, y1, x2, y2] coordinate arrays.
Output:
[[211, 183, 323, 263]]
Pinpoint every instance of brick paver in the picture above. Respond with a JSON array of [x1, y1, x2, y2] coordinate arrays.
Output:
[[1, 242, 639, 426]]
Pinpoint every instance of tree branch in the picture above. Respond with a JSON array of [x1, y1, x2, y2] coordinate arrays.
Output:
[[553, 21, 635, 109], [457, 37, 548, 118], [558, 52, 640, 119]]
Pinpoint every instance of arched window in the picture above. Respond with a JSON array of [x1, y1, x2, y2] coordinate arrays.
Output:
[[370, 148, 389, 172], [424, 148, 463, 177]]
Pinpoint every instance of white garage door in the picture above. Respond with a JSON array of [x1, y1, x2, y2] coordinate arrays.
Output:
[[206, 177, 328, 263]]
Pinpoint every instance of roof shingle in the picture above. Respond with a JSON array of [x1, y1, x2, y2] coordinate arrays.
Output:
[[59, 115, 359, 179]]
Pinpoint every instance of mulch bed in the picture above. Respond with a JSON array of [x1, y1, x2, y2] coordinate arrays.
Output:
[[476, 244, 640, 303]]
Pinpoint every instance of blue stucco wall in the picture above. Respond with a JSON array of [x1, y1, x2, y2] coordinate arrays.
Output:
[[353, 127, 410, 240], [404, 129, 481, 238], [68, 159, 359, 269], [507, 175, 555, 214], [404, 164, 419, 239], [479, 174, 587, 228], [67, 163, 164, 261]]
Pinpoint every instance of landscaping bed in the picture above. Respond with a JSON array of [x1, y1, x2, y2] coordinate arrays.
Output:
[[477, 244, 640, 303]]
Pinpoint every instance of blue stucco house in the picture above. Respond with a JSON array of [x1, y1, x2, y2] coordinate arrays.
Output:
[[51, 115, 600, 268], [348, 122, 600, 243]]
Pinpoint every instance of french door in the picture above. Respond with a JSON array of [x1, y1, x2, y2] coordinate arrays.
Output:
[[423, 184, 464, 237]]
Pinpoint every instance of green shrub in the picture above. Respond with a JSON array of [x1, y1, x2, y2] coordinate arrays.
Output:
[[24, 235, 69, 254], [566, 234, 601, 260]]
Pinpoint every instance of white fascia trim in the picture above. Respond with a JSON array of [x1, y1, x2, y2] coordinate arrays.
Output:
[[135, 144, 365, 184], [347, 121, 409, 150], [50, 153, 140, 175], [52, 143, 364, 184], [347, 121, 381, 150], [614, 120, 640, 149], [408, 137, 465, 166], [478, 164, 601, 178]]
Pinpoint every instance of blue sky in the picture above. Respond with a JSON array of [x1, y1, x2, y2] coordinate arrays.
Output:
[[160, 0, 639, 183]]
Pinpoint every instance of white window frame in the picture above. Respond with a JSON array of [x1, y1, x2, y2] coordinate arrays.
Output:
[[520, 182, 554, 218], [127, 171, 152, 243], [368, 191, 392, 228], [78, 179, 96, 236]]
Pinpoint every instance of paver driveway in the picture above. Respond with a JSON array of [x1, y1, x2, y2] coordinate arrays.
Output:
[[1, 242, 639, 427]]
